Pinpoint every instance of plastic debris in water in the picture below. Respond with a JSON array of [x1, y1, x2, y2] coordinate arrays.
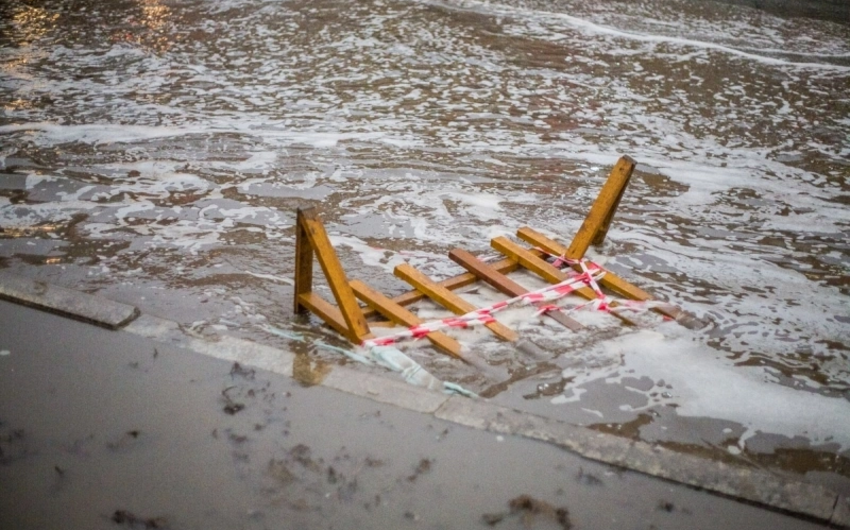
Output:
[[256, 324, 476, 397], [367, 345, 478, 397], [260, 324, 304, 342]]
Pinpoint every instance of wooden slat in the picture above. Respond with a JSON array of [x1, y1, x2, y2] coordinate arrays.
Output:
[[365, 257, 519, 314], [297, 292, 372, 343], [298, 208, 371, 341], [449, 249, 583, 332], [448, 249, 524, 297], [361, 256, 525, 319], [516, 226, 682, 320], [293, 209, 314, 314], [490, 236, 637, 326], [350, 279, 464, 360], [592, 156, 635, 246], [394, 263, 519, 342], [492, 236, 576, 284], [567, 155, 636, 259]]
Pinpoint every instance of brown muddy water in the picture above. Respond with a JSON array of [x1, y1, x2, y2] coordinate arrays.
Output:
[[1, 0, 849, 493]]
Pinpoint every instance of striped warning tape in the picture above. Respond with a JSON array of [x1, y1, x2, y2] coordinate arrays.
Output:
[[362, 264, 603, 348]]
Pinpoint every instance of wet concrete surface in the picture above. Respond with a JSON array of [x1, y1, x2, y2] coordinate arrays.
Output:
[[0, 298, 838, 530]]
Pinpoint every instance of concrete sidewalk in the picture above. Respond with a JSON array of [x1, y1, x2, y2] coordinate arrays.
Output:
[[0, 293, 844, 529]]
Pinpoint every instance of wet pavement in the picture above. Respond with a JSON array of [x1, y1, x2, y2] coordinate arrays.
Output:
[[1, 0, 849, 500], [0, 298, 839, 530]]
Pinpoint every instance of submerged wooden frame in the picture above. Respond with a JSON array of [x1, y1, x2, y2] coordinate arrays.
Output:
[[293, 155, 681, 362]]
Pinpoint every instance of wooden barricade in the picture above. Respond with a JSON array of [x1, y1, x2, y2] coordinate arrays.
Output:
[[292, 155, 682, 360]]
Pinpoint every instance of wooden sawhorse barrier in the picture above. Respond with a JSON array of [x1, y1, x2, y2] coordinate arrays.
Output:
[[293, 155, 682, 363]]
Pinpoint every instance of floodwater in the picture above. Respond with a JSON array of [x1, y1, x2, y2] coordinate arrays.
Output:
[[1, 0, 848, 491]]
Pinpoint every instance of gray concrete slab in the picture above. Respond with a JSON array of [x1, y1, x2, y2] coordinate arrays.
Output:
[[435, 396, 634, 467], [323, 368, 450, 414], [622, 442, 838, 522], [435, 395, 841, 523], [0, 270, 138, 329], [0, 273, 847, 529], [0, 298, 837, 530]]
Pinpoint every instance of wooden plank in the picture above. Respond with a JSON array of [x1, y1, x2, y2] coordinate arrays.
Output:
[[516, 226, 682, 320], [361, 256, 526, 319], [298, 208, 371, 341], [394, 263, 519, 342], [567, 155, 636, 259], [293, 208, 314, 314], [297, 292, 372, 343], [449, 249, 583, 332], [492, 236, 576, 284], [592, 156, 635, 246], [491, 236, 637, 326], [350, 279, 464, 360], [448, 249, 525, 297]]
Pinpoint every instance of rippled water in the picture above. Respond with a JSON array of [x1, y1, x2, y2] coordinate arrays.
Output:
[[1, 0, 848, 485]]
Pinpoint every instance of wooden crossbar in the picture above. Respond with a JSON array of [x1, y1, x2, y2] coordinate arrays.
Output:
[[516, 227, 682, 321], [449, 249, 583, 332], [360, 255, 524, 319], [296, 292, 364, 341], [394, 263, 519, 342], [349, 279, 464, 360], [490, 236, 637, 326]]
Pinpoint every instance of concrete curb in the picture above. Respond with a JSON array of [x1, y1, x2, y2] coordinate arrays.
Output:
[[433, 398, 838, 522], [1, 275, 847, 528], [0, 271, 139, 330]]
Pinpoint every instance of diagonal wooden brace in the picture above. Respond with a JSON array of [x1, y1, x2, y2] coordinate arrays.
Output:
[[567, 155, 636, 259], [294, 208, 371, 343]]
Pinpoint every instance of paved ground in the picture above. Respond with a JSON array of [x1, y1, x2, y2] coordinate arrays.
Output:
[[0, 297, 840, 530]]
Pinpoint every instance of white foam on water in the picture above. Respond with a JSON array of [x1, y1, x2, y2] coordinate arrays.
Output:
[[431, 0, 850, 69], [0, 123, 206, 146], [441, 191, 504, 221], [580, 329, 850, 450], [329, 235, 410, 274], [25, 174, 60, 188], [0, 199, 101, 229], [244, 271, 295, 285], [551, 387, 586, 404]]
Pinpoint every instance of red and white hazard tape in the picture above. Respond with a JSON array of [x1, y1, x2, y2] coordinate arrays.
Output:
[[362, 264, 605, 348], [538, 249, 674, 317], [361, 254, 677, 349]]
